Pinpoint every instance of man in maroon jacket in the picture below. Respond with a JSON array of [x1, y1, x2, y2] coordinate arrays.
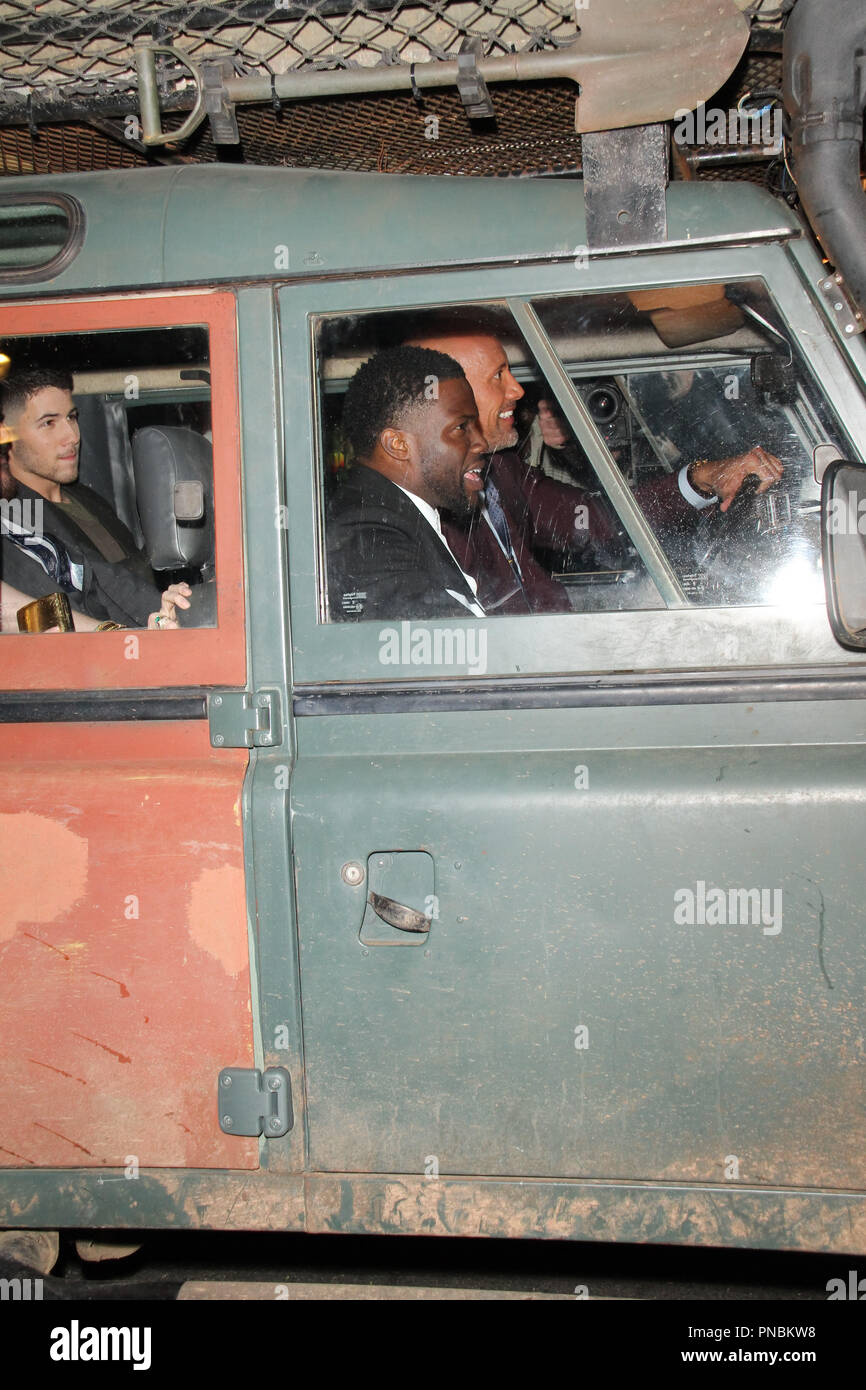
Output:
[[409, 328, 784, 615]]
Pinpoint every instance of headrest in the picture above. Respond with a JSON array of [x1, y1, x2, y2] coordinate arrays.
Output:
[[132, 426, 214, 571]]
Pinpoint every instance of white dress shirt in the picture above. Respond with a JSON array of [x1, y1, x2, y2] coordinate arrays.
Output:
[[395, 485, 486, 617]]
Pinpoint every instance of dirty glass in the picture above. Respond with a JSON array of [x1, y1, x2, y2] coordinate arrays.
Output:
[[532, 281, 851, 610], [314, 302, 660, 624], [0, 326, 215, 633], [314, 286, 851, 625], [0, 201, 75, 276]]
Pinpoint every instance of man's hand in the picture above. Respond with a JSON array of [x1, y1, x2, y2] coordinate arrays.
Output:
[[537, 399, 570, 450], [691, 447, 784, 513], [147, 581, 192, 630]]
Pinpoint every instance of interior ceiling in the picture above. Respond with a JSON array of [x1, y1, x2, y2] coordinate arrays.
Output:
[[0, 3, 786, 186]]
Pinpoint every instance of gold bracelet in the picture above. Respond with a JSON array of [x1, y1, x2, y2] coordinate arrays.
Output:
[[95, 620, 126, 631]]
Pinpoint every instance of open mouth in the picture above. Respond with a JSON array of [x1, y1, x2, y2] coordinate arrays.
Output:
[[463, 465, 484, 493]]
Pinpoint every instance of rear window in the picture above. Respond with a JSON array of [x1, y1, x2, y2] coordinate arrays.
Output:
[[0, 195, 83, 281]]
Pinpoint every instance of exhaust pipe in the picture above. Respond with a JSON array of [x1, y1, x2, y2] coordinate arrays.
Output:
[[783, 0, 866, 319]]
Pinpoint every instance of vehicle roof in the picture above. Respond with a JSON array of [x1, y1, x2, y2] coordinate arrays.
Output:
[[1, 165, 801, 297]]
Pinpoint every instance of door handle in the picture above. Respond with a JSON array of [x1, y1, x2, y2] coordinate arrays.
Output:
[[368, 891, 431, 934]]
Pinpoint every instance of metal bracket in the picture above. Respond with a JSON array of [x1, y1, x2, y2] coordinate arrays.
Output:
[[202, 61, 240, 145], [208, 688, 283, 749], [582, 123, 669, 249], [818, 272, 864, 338], [218, 1067, 293, 1138], [134, 40, 207, 147], [456, 37, 495, 121]]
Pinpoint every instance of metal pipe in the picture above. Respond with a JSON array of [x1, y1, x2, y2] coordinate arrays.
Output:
[[226, 46, 579, 105], [783, 0, 866, 319], [686, 147, 780, 167]]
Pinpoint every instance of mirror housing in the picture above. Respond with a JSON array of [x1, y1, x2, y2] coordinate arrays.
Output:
[[821, 460, 866, 650]]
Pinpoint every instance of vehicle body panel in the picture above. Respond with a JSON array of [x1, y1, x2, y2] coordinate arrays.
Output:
[[0, 169, 865, 1252]]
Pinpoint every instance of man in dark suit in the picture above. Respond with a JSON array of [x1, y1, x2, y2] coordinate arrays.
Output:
[[0, 365, 164, 626], [409, 326, 784, 615], [327, 345, 488, 621]]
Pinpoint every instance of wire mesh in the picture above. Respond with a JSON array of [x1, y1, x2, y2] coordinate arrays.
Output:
[[0, 6, 781, 184], [0, 1, 578, 120]]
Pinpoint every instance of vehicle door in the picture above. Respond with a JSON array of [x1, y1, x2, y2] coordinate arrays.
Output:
[[279, 243, 866, 1195], [0, 291, 258, 1186]]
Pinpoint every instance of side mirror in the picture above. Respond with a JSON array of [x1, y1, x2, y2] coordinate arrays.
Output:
[[821, 460, 866, 650]]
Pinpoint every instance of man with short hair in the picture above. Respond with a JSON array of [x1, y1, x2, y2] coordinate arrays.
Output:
[[0, 365, 164, 626], [409, 327, 784, 614], [1, 447, 189, 632], [327, 344, 488, 620]]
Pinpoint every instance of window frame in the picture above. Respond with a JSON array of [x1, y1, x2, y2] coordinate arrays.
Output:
[[279, 247, 866, 687], [0, 290, 245, 692]]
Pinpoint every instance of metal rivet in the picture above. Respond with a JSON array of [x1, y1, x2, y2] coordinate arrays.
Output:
[[222, 1074, 232, 1087], [454, 861, 462, 869], [361, 947, 369, 957], [213, 734, 225, 746], [222, 1115, 233, 1127], [341, 861, 365, 886], [213, 696, 222, 707], [268, 1076, 281, 1090], [269, 1118, 281, 1131]]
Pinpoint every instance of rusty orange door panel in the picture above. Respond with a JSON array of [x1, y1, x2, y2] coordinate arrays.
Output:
[[0, 721, 258, 1170]]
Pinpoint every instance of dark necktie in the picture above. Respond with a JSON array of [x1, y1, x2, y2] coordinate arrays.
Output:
[[483, 479, 525, 590]]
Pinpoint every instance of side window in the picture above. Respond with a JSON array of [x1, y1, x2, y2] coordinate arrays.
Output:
[[532, 280, 852, 610], [315, 303, 659, 625], [1, 325, 216, 634], [314, 284, 853, 628]]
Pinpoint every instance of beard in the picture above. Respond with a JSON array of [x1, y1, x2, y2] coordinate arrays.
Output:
[[438, 488, 476, 523], [490, 424, 518, 451], [418, 447, 482, 522]]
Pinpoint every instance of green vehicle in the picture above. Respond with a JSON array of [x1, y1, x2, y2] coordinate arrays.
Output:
[[2, 0, 866, 1266], [1, 155, 865, 1258]]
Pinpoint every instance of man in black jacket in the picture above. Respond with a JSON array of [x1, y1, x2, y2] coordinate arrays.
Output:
[[0, 365, 164, 626], [327, 345, 488, 621], [409, 326, 784, 614]]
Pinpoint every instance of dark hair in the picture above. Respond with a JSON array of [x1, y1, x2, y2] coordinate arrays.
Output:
[[0, 364, 74, 422], [342, 344, 465, 460]]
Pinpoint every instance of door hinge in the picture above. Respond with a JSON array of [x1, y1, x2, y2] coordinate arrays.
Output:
[[818, 271, 864, 338], [218, 1067, 294, 1137], [208, 687, 283, 749]]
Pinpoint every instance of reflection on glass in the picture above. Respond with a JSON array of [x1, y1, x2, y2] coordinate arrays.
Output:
[[532, 280, 850, 610]]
